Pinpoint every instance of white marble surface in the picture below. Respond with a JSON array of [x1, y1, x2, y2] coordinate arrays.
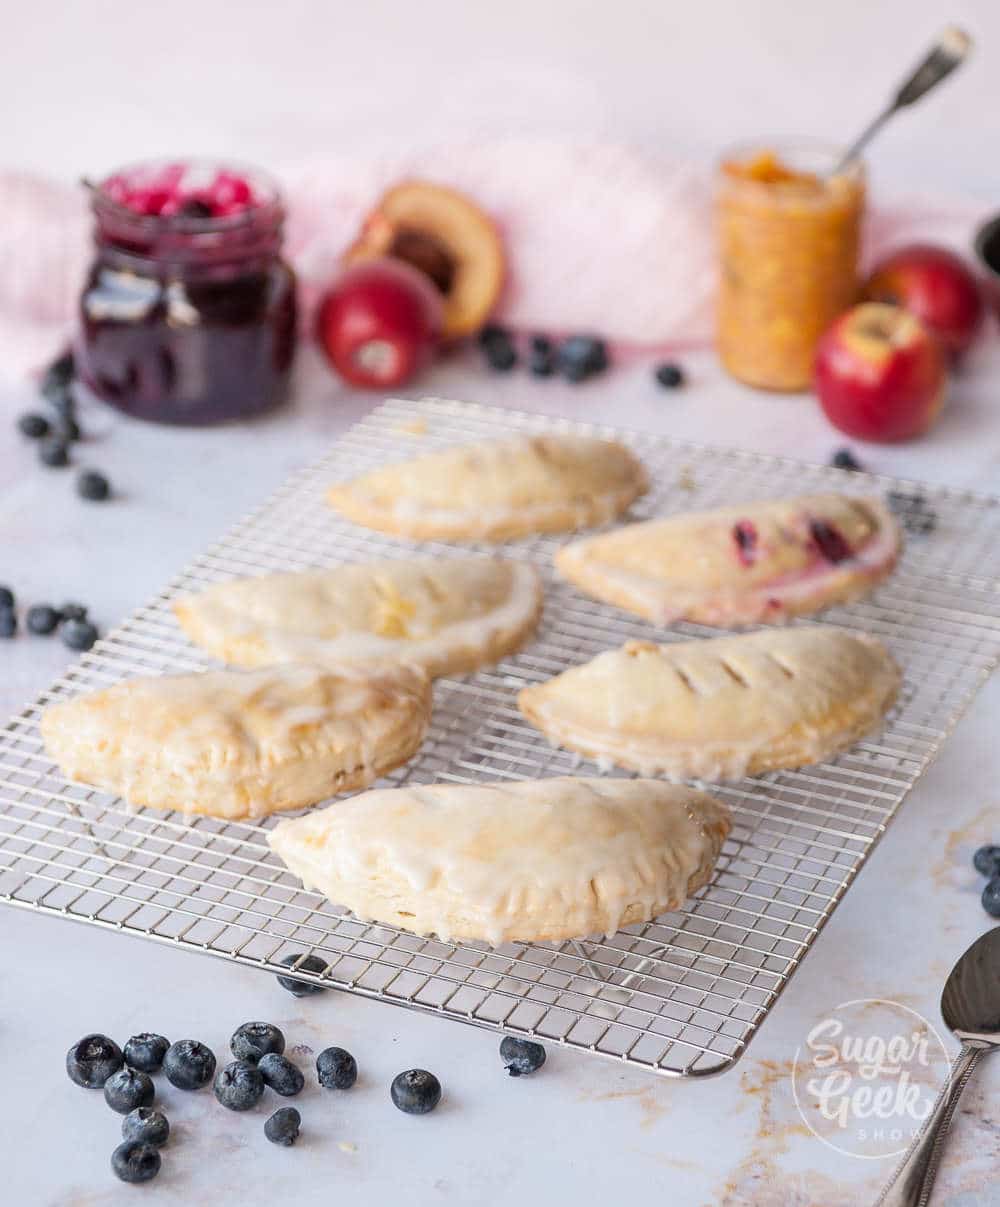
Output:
[[2, 338, 1000, 1206]]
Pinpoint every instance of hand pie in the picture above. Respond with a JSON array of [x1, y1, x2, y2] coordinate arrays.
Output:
[[40, 663, 431, 820], [556, 493, 901, 626], [327, 432, 648, 542], [518, 627, 900, 781], [174, 556, 542, 680], [268, 777, 731, 945]]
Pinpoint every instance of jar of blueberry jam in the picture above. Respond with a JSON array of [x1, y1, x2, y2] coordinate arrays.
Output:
[[76, 160, 297, 424]]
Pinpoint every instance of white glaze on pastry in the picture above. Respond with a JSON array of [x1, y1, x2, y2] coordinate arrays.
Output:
[[268, 777, 731, 944]]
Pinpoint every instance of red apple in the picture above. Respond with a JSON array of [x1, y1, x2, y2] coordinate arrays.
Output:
[[316, 259, 442, 389], [863, 243, 984, 360], [814, 303, 947, 443]]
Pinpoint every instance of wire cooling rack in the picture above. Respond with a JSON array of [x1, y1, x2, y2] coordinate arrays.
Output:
[[2, 397, 1000, 1079]]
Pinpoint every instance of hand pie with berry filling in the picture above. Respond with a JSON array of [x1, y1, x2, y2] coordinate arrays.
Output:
[[268, 777, 731, 945], [518, 626, 901, 781], [174, 557, 542, 679], [555, 494, 900, 626], [40, 662, 431, 820], [327, 431, 648, 542]]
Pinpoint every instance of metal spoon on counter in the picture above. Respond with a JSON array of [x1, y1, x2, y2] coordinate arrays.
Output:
[[875, 926, 1000, 1206], [836, 27, 972, 173]]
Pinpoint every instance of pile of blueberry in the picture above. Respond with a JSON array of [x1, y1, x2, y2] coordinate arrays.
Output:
[[973, 846, 1000, 918], [477, 325, 685, 391], [0, 585, 98, 650], [16, 351, 112, 502]]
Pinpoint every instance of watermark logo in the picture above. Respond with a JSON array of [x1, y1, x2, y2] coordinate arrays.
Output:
[[791, 998, 948, 1159]]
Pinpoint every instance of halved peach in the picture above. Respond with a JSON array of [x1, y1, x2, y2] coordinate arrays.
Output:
[[344, 180, 505, 339]]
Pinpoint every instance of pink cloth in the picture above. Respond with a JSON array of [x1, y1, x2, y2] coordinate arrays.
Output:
[[0, 141, 989, 385]]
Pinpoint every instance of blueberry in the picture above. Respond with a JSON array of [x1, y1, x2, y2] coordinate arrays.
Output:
[[0, 608, 16, 638], [122, 1107, 170, 1147], [316, 1046, 357, 1090], [47, 388, 76, 418], [477, 323, 511, 348], [264, 1106, 301, 1146], [111, 1140, 161, 1184], [982, 877, 1000, 918], [0, 586, 13, 609], [654, 362, 684, 389], [231, 1021, 285, 1063], [58, 602, 88, 622], [61, 618, 99, 652], [258, 1053, 304, 1097], [213, 1059, 265, 1111], [104, 1067, 155, 1114], [500, 1036, 546, 1077], [124, 1033, 170, 1073], [163, 1039, 216, 1090], [77, 470, 110, 501], [831, 448, 863, 472], [558, 335, 608, 383], [528, 335, 555, 377], [26, 604, 60, 635], [55, 415, 81, 443], [66, 1033, 124, 1088], [390, 1069, 441, 1115], [481, 326, 517, 372], [38, 437, 70, 468], [18, 412, 50, 439], [41, 350, 75, 399], [974, 845, 1000, 878], [276, 952, 329, 996]]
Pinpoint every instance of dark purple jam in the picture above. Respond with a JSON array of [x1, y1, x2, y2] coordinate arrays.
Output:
[[76, 161, 297, 425], [732, 520, 758, 566], [809, 519, 852, 564]]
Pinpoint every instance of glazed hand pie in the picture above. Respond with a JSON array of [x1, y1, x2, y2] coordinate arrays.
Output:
[[327, 432, 648, 542], [174, 557, 542, 679], [40, 663, 431, 820], [556, 493, 901, 626], [518, 627, 900, 781], [268, 777, 731, 944]]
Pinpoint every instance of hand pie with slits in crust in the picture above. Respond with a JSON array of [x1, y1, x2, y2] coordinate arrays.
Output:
[[327, 431, 648, 542], [556, 493, 901, 627], [40, 663, 431, 821], [174, 557, 542, 679], [518, 627, 901, 782], [268, 777, 731, 945]]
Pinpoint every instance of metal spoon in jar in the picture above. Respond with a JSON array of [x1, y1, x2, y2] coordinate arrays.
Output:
[[836, 27, 972, 173], [875, 926, 1000, 1206]]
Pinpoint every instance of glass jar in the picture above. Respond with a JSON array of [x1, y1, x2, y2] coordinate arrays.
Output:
[[76, 160, 297, 424], [716, 143, 865, 391]]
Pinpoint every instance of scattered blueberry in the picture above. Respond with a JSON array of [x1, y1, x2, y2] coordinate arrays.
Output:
[[258, 1053, 304, 1097], [231, 1021, 285, 1064], [213, 1059, 265, 1111], [54, 415, 81, 443], [316, 1046, 357, 1091], [111, 1140, 161, 1184], [390, 1069, 441, 1115], [983, 877, 1000, 919], [477, 323, 509, 348], [66, 1033, 124, 1089], [831, 448, 863, 472], [41, 350, 75, 401], [264, 1106, 301, 1146], [654, 362, 685, 389], [558, 335, 608, 383], [500, 1036, 546, 1077], [0, 609, 16, 638], [38, 437, 70, 468], [121, 1107, 170, 1148], [17, 412, 50, 439], [0, 586, 13, 609], [77, 470, 110, 502], [276, 952, 329, 996], [480, 324, 517, 372], [104, 1067, 155, 1114], [974, 845, 1000, 878], [528, 335, 555, 377], [163, 1039, 216, 1090], [61, 617, 99, 652], [26, 604, 60, 636], [58, 602, 88, 622], [124, 1033, 170, 1073]]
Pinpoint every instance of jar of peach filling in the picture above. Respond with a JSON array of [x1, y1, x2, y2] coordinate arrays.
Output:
[[716, 143, 865, 391]]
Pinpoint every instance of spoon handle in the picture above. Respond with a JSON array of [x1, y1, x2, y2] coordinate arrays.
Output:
[[875, 1041, 986, 1207]]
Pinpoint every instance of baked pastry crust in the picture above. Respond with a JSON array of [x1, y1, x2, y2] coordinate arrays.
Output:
[[268, 777, 731, 945], [556, 493, 901, 626], [327, 432, 648, 542], [40, 663, 432, 820], [518, 627, 900, 781], [174, 557, 542, 679]]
